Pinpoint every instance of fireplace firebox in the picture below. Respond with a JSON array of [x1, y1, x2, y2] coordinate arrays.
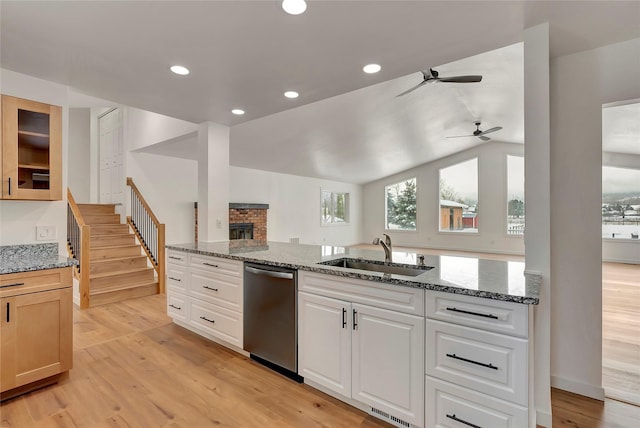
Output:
[[230, 223, 254, 240]]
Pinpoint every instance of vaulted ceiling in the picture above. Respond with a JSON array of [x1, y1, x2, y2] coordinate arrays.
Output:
[[2, 1, 639, 183]]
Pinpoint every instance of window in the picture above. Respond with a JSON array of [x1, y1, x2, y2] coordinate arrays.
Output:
[[321, 190, 349, 224], [439, 158, 478, 233], [507, 155, 525, 235], [602, 166, 640, 239], [385, 177, 417, 230]]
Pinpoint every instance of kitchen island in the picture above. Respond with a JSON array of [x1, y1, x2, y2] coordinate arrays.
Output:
[[165, 240, 540, 428]]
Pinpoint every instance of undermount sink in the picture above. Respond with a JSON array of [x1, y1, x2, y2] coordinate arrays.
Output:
[[319, 257, 433, 277]]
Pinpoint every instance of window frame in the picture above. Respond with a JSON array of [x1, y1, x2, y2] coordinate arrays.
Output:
[[384, 177, 418, 232], [438, 157, 479, 234], [321, 189, 350, 226]]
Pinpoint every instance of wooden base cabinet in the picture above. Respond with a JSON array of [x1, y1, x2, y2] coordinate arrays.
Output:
[[298, 271, 425, 428], [0, 268, 73, 399]]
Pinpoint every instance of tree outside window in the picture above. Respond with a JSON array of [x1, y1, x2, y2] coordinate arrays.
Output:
[[322, 190, 349, 224], [385, 178, 417, 230], [439, 158, 478, 233]]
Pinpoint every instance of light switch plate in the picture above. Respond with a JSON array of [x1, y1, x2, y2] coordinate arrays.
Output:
[[36, 225, 56, 241]]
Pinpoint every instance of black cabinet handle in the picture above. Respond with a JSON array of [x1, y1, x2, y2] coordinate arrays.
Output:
[[446, 353, 498, 370], [169, 304, 182, 310], [203, 262, 219, 268], [168, 256, 183, 260], [0, 282, 25, 289], [446, 306, 498, 319], [342, 308, 347, 328], [200, 316, 215, 324], [8, 177, 11, 196], [6, 302, 9, 322], [168, 276, 181, 282], [352, 309, 358, 330], [446, 414, 481, 428], [203, 286, 219, 292]]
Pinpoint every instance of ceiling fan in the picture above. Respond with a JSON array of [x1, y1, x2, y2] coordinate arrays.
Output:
[[447, 121, 503, 141], [396, 68, 482, 97]]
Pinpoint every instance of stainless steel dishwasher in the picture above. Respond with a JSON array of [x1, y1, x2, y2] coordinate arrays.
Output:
[[243, 262, 301, 382]]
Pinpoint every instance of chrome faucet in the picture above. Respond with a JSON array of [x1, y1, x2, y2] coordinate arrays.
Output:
[[379, 233, 392, 263]]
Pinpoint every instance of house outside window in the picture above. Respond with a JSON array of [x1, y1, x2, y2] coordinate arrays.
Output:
[[439, 158, 478, 233], [321, 190, 349, 224], [385, 178, 417, 230], [602, 166, 640, 239], [507, 155, 525, 235]]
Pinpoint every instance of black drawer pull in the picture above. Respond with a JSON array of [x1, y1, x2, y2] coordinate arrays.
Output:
[[446, 353, 498, 370], [8, 177, 11, 196], [6, 302, 9, 322], [352, 309, 358, 330], [342, 308, 347, 328], [203, 286, 219, 292], [200, 316, 215, 324], [169, 304, 182, 310], [446, 413, 482, 428], [168, 276, 182, 282], [446, 306, 498, 319], [203, 262, 219, 268], [168, 256, 183, 260], [0, 282, 25, 289]]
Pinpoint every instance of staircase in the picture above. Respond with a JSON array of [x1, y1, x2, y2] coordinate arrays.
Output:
[[77, 203, 159, 307]]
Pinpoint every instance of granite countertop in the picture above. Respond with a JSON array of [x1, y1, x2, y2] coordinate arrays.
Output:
[[0, 243, 78, 275], [167, 240, 541, 305]]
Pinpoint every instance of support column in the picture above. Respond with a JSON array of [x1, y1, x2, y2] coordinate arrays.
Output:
[[197, 121, 230, 242]]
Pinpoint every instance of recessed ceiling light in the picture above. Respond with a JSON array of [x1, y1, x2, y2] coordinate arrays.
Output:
[[284, 91, 299, 99], [231, 109, 245, 115], [363, 64, 381, 74], [282, 0, 307, 15], [170, 65, 190, 75]]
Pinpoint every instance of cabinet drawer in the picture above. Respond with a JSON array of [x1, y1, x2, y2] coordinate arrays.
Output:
[[427, 319, 528, 406], [189, 254, 242, 278], [0, 268, 72, 298], [166, 250, 188, 265], [188, 268, 242, 312], [426, 377, 529, 428], [167, 292, 188, 323], [189, 299, 242, 348], [299, 271, 424, 316], [426, 291, 528, 338], [166, 263, 187, 293]]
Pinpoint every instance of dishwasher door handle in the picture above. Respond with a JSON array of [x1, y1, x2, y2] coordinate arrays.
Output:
[[245, 266, 294, 280]]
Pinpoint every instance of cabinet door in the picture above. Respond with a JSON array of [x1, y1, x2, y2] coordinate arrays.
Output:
[[351, 303, 424, 427], [1, 287, 72, 392], [298, 292, 351, 398], [1, 95, 62, 200]]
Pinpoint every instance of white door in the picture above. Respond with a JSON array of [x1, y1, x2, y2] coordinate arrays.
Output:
[[298, 292, 351, 398], [351, 303, 425, 428], [99, 108, 124, 204]]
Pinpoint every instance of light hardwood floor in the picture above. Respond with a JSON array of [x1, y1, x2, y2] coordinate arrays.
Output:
[[1, 257, 638, 427]]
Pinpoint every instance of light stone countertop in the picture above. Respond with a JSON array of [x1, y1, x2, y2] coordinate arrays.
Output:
[[167, 240, 540, 305], [0, 243, 78, 275]]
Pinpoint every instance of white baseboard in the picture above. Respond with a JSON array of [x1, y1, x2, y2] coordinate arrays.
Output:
[[551, 375, 605, 401], [536, 409, 552, 428]]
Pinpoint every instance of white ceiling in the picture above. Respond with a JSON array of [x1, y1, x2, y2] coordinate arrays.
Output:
[[2, 1, 639, 184], [602, 102, 640, 156]]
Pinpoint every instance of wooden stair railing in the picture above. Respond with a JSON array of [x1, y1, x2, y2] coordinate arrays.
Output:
[[126, 177, 166, 294], [67, 188, 91, 308]]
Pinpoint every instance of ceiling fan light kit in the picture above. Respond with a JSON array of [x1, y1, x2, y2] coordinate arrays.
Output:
[[396, 67, 483, 97]]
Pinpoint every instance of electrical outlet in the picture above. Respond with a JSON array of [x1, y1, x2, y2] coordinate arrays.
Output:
[[36, 225, 56, 241]]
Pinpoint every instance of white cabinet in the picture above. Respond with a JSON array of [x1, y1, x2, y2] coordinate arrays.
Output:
[[166, 251, 243, 350], [299, 271, 425, 428], [425, 291, 532, 428]]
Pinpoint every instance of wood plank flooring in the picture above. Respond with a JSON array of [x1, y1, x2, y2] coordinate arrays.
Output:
[[1, 252, 639, 427]]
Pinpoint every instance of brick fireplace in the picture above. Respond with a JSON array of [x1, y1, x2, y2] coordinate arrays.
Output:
[[229, 203, 268, 241]]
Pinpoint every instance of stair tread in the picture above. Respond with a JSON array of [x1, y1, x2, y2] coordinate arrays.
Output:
[[90, 280, 158, 295], [90, 266, 154, 279], [91, 244, 140, 250], [91, 255, 147, 263]]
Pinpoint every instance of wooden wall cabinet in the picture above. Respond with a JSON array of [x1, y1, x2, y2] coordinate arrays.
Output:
[[1, 95, 62, 200], [0, 268, 73, 399]]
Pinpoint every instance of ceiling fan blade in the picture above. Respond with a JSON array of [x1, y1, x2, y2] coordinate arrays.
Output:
[[477, 126, 503, 135], [396, 80, 428, 97], [437, 75, 483, 83], [446, 134, 474, 139], [478, 135, 491, 141]]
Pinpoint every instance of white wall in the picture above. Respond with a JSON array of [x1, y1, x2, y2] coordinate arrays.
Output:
[[362, 141, 525, 254], [68, 108, 91, 202], [126, 107, 197, 151], [549, 38, 640, 399], [231, 166, 363, 246], [0, 69, 69, 255]]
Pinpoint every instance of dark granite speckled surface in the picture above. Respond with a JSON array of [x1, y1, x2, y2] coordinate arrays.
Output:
[[167, 240, 541, 305], [0, 243, 78, 274]]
